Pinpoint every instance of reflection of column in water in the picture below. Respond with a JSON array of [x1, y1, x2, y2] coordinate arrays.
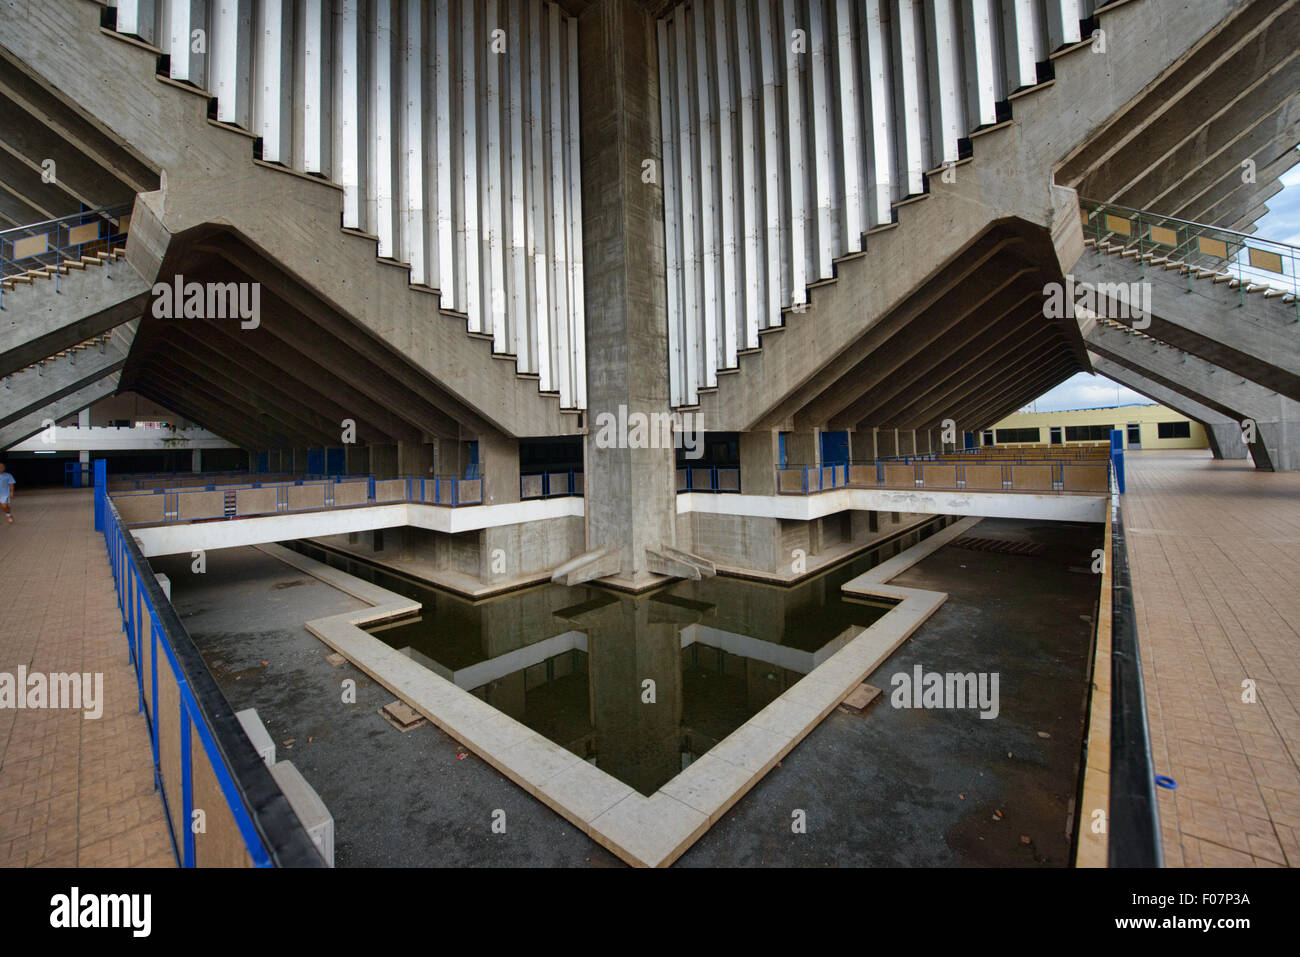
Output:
[[564, 594, 689, 797], [477, 583, 583, 722]]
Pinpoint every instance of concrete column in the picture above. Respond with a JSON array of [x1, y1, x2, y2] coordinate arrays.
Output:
[[784, 430, 819, 466], [578, 0, 677, 584], [739, 430, 780, 495], [345, 444, 368, 475], [397, 440, 434, 477], [191, 448, 202, 472], [370, 444, 398, 479], [477, 430, 520, 505], [246, 449, 260, 474], [434, 437, 471, 477], [1205, 422, 1249, 460]]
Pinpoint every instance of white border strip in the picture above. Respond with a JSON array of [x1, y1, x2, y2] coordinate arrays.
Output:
[[253, 519, 979, 866]]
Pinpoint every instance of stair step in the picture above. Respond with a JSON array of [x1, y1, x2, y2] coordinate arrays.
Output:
[[1263, 288, 1282, 299]]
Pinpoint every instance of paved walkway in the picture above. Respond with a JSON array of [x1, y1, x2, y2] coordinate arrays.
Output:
[[1124, 450, 1300, 867], [0, 486, 173, 867]]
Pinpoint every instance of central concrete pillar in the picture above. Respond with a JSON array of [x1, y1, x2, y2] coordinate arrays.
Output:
[[578, 0, 677, 585]]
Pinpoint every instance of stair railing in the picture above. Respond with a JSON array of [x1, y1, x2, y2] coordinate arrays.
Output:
[[1080, 198, 1299, 318]]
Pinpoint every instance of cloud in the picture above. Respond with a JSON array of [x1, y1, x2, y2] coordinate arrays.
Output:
[[1252, 154, 1300, 245], [1020, 372, 1156, 413]]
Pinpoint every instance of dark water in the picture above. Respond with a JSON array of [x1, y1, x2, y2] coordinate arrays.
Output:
[[285, 516, 950, 795]]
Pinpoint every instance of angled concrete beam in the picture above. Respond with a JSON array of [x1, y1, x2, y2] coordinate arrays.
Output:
[[0, 371, 119, 449], [196, 319, 422, 445], [795, 266, 1039, 428], [1084, 318, 1300, 469], [644, 546, 716, 581], [840, 292, 1048, 428], [1128, 89, 1300, 214], [0, 54, 158, 196], [0, 94, 138, 210], [550, 547, 621, 586], [879, 327, 1062, 430], [144, 325, 371, 447], [1088, 351, 1248, 459]]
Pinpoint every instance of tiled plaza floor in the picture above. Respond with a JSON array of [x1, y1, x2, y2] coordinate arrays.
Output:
[[0, 486, 173, 867], [1124, 450, 1300, 867]]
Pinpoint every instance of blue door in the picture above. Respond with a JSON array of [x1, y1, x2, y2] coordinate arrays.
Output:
[[326, 447, 346, 475], [307, 449, 325, 475], [820, 430, 849, 465]]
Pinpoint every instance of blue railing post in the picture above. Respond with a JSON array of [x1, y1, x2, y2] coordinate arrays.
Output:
[[93, 459, 107, 531], [1110, 428, 1126, 495]]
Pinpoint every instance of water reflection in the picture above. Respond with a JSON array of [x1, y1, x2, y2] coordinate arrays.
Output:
[[286, 517, 948, 794]]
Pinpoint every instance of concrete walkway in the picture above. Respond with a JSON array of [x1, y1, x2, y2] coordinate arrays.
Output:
[[1125, 451, 1300, 867], [0, 486, 173, 867]]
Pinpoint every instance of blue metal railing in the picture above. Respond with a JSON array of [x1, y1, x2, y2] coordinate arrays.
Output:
[[0, 204, 133, 309], [519, 469, 584, 499], [93, 460, 323, 868], [774, 463, 849, 494], [771, 458, 1110, 494], [1081, 197, 1300, 317], [674, 466, 742, 494], [110, 471, 485, 524]]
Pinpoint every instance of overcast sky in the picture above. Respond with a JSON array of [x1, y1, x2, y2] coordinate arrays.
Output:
[[1027, 156, 1300, 414]]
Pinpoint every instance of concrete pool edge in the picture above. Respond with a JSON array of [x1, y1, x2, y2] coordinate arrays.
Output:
[[253, 515, 981, 867]]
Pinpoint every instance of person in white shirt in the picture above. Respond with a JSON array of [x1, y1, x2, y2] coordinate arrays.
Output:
[[0, 463, 15, 523]]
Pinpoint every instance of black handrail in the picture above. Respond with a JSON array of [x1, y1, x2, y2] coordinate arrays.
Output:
[[1107, 488, 1164, 867]]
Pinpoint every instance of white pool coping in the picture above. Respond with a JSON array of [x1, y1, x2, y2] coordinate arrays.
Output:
[[253, 515, 980, 867]]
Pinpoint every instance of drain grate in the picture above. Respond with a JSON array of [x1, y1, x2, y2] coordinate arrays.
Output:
[[951, 536, 1045, 557]]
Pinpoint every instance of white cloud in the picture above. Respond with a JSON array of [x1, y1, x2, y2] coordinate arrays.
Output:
[[1020, 372, 1155, 413]]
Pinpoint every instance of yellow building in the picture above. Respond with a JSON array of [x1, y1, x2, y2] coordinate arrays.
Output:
[[985, 403, 1209, 451]]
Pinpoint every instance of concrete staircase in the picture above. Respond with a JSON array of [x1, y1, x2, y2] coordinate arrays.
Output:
[[0, 246, 149, 379], [0, 320, 137, 449], [0, 0, 574, 440], [687, 0, 1267, 437], [1078, 231, 1300, 400]]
